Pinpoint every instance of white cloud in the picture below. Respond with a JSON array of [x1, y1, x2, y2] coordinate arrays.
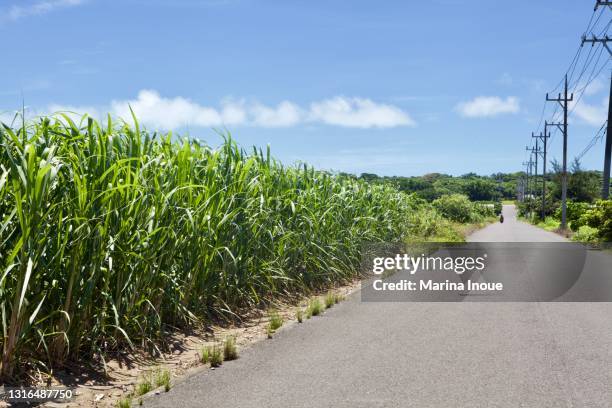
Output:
[[2, 0, 85, 22], [249, 100, 302, 127], [33, 90, 415, 130], [455, 96, 520, 118], [309, 96, 416, 128], [571, 96, 608, 126], [110, 90, 237, 128]]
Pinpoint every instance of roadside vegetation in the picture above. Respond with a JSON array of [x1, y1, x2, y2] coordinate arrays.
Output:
[[0, 113, 496, 380], [516, 159, 611, 242]]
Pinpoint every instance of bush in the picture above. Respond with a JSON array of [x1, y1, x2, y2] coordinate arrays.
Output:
[[536, 217, 560, 232], [432, 194, 478, 223], [580, 200, 612, 241], [406, 207, 462, 242], [554, 201, 591, 231], [473, 202, 495, 218], [572, 225, 600, 243]]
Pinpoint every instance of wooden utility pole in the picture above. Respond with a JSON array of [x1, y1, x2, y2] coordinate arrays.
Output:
[[547, 75, 573, 229], [533, 127, 550, 218], [526, 143, 541, 198], [604, 73, 612, 199]]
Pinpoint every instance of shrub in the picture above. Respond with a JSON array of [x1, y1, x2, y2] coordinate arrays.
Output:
[[473, 202, 495, 218], [572, 225, 600, 243], [433, 194, 479, 223], [554, 201, 591, 231], [580, 200, 612, 241], [407, 207, 463, 242]]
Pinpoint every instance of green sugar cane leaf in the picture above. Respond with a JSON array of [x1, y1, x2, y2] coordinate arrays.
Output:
[[28, 293, 46, 325], [18, 257, 34, 316], [108, 325, 134, 350]]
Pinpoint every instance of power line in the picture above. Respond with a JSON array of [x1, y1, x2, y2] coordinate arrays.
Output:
[[576, 120, 607, 160]]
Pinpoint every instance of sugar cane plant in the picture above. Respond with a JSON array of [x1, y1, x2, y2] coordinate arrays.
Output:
[[0, 112, 426, 379]]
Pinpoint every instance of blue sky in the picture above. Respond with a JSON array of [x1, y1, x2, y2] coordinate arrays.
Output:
[[0, 0, 610, 176]]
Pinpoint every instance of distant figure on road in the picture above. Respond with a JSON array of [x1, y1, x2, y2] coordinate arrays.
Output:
[[500, 214, 504, 223]]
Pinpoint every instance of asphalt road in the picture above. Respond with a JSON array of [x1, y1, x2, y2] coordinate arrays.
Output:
[[145, 205, 612, 408]]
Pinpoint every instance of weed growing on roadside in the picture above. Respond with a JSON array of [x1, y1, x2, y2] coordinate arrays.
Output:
[[117, 397, 132, 408], [296, 309, 303, 323], [136, 375, 153, 396], [209, 345, 223, 367], [200, 346, 210, 364], [325, 292, 335, 309], [223, 337, 238, 361], [307, 298, 323, 317], [268, 311, 284, 331], [154, 368, 171, 392]]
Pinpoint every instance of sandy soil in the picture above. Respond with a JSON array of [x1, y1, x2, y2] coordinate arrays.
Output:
[[3, 282, 360, 408]]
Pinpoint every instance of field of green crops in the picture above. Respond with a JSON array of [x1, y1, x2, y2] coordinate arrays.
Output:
[[0, 113, 471, 379]]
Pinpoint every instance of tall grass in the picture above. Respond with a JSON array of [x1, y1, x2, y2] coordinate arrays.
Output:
[[0, 113, 427, 378]]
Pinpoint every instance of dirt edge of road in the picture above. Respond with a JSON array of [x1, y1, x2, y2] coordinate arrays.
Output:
[[21, 282, 361, 408]]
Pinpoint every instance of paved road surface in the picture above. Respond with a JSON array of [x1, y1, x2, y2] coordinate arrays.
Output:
[[146, 205, 612, 407]]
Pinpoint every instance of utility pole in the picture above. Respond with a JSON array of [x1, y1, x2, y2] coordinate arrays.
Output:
[[522, 161, 532, 198], [581, 35, 611, 198], [526, 144, 541, 199], [594, 0, 612, 11], [546, 75, 573, 229], [533, 124, 550, 219], [604, 74, 612, 199]]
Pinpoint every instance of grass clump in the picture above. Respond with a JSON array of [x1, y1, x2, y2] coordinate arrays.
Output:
[[201, 344, 223, 367], [325, 292, 335, 309], [136, 375, 153, 396], [117, 397, 132, 408], [268, 311, 284, 332], [307, 298, 323, 317], [296, 309, 303, 323], [209, 345, 223, 367], [154, 368, 171, 392], [200, 346, 210, 364], [223, 337, 238, 361]]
